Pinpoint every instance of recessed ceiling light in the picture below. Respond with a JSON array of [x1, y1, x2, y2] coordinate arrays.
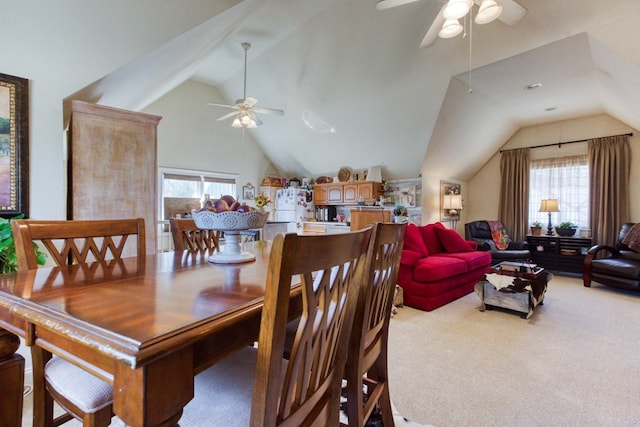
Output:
[[545, 107, 557, 111], [525, 83, 543, 90]]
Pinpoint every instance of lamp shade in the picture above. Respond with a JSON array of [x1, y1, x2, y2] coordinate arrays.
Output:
[[365, 165, 383, 182], [443, 0, 473, 20], [475, 0, 503, 24], [443, 194, 463, 210], [539, 199, 559, 213], [439, 19, 463, 38]]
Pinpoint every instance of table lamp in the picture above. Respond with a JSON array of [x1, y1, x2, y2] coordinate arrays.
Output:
[[539, 199, 559, 236], [443, 194, 463, 229]]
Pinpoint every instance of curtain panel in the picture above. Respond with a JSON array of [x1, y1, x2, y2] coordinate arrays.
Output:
[[499, 148, 530, 242], [588, 135, 631, 245]]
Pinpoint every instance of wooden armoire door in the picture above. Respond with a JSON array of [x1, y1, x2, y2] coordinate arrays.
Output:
[[69, 100, 161, 254]]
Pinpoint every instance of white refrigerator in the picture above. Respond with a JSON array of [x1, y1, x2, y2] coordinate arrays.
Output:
[[274, 188, 314, 229]]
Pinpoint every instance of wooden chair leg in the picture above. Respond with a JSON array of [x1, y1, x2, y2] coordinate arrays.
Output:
[[345, 369, 366, 426], [31, 345, 54, 427], [370, 356, 394, 427]]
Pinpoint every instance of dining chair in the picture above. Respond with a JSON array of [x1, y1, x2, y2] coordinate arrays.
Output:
[[11, 218, 146, 427], [342, 222, 406, 427], [169, 217, 220, 252], [181, 228, 373, 426]]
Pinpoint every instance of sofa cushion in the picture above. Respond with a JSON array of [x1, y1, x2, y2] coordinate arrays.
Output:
[[403, 223, 428, 257], [419, 222, 445, 254], [439, 251, 492, 271], [434, 227, 473, 253], [401, 249, 424, 267], [413, 256, 468, 282]]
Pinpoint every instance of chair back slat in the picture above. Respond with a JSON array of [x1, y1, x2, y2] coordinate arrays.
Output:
[[169, 218, 220, 252], [11, 218, 146, 270], [344, 222, 407, 426], [251, 228, 372, 427]]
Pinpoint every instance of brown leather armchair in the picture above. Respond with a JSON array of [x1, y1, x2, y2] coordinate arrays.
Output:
[[465, 220, 530, 263], [583, 223, 640, 290]]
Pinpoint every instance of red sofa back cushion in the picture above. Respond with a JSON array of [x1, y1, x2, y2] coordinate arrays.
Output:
[[403, 223, 428, 256], [434, 227, 473, 253], [419, 222, 445, 254]]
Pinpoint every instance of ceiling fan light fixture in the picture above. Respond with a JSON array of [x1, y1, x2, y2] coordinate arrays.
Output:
[[231, 116, 242, 128], [443, 0, 473, 20], [475, 0, 503, 24], [439, 19, 463, 38]]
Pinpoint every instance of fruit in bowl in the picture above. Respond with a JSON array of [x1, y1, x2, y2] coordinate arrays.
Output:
[[200, 195, 256, 213]]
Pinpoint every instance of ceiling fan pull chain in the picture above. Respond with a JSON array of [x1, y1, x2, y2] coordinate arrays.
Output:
[[468, 8, 473, 94]]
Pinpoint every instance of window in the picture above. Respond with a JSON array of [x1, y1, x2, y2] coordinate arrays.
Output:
[[159, 168, 237, 220], [528, 155, 589, 228]]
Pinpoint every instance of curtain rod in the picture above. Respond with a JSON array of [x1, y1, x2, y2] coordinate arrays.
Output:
[[499, 132, 633, 153]]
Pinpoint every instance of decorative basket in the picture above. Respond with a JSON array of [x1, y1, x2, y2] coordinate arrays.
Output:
[[192, 210, 269, 231], [555, 227, 577, 237]]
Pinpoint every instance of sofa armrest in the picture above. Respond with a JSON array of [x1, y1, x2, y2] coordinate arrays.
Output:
[[465, 240, 478, 251], [507, 241, 529, 250], [587, 244, 619, 257]]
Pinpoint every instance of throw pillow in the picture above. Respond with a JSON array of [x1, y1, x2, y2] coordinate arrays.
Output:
[[418, 222, 445, 254], [434, 227, 473, 253], [403, 223, 428, 257]]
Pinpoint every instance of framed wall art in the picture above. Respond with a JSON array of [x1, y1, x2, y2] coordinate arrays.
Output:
[[0, 73, 29, 218], [242, 183, 255, 200]]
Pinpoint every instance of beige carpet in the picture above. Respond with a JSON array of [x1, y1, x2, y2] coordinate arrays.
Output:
[[21, 275, 639, 426], [387, 275, 640, 426]]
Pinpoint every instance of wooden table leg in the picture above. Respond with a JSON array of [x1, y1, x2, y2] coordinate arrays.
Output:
[[113, 346, 194, 427], [0, 328, 25, 427]]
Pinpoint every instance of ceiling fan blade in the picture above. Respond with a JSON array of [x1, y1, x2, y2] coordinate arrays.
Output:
[[419, 4, 446, 48], [253, 107, 285, 116], [497, 0, 528, 25], [216, 111, 239, 121], [207, 102, 238, 110], [375, 0, 422, 11]]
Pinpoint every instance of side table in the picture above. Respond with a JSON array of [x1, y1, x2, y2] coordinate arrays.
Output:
[[475, 262, 552, 319]]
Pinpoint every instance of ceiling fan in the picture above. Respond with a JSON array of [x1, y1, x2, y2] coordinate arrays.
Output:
[[207, 42, 284, 128], [376, 0, 527, 48]]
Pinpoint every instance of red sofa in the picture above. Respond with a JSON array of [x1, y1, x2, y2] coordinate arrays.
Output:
[[397, 222, 492, 311]]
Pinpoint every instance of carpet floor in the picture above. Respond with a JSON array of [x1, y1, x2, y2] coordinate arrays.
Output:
[[387, 274, 640, 426]]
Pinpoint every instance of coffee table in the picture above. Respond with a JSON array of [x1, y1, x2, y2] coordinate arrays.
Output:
[[475, 262, 551, 319]]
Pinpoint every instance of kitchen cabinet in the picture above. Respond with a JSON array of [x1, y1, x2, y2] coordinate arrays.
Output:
[[350, 208, 390, 231], [343, 184, 358, 204], [327, 185, 343, 204], [313, 182, 382, 206]]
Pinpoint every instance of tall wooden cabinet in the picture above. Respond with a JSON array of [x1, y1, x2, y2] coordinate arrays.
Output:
[[69, 100, 161, 254]]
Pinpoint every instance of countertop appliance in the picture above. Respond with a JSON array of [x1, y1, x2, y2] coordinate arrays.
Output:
[[274, 188, 314, 232]]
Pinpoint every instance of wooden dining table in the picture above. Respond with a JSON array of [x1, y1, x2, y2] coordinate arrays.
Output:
[[0, 241, 301, 427]]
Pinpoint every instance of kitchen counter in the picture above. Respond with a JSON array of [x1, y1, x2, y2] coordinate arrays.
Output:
[[301, 221, 350, 235]]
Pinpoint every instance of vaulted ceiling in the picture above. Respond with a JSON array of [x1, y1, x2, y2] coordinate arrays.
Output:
[[81, 0, 640, 181]]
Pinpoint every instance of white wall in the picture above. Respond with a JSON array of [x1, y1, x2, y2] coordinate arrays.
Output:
[[0, 1, 236, 220], [465, 113, 639, 226], [143, 80, 278, 202]]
